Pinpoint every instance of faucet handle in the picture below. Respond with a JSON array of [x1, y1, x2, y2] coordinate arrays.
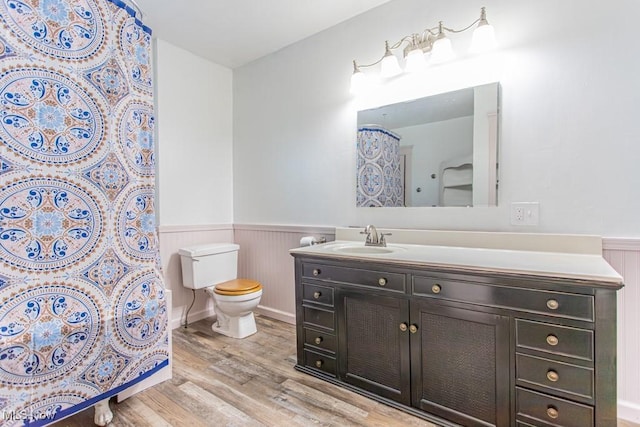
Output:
[[379, 232, 392, 245]]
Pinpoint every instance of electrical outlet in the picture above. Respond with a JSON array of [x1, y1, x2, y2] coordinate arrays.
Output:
[[511, 202, 539, 226]]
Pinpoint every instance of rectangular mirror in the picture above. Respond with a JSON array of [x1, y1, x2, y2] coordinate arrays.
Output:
[[356, 82, 499, 207]]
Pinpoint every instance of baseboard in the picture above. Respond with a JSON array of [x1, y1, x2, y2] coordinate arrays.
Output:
[[619, 400, 640, 423], [170, 305, 294, 329], [256, 305, 295, 325], [170, 307, 215, 330]]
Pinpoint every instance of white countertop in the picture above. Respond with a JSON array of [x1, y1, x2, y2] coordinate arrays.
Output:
[[290, 240, 623, 286]]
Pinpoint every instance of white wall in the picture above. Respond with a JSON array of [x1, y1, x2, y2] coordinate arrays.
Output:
[[233, 0, 640, 238], [154, 39, 235, 327], [155, 39, 234, 226]]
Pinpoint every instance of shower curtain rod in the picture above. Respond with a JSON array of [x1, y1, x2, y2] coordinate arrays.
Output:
[[125, 0, 144, 19]]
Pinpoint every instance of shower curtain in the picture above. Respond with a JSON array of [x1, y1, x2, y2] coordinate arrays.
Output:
[[356, 126, 404, 207], [0, 1, 169, 425]]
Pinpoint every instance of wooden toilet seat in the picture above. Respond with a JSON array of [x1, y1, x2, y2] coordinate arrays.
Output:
[[214, 279, 262, 296]]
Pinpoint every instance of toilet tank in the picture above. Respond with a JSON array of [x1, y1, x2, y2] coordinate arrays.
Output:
[[178, 243, 239, 289]]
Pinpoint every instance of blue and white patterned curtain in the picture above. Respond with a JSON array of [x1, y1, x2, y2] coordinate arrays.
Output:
[[356, 126, 404, 207], [0, 0, 169, 425]]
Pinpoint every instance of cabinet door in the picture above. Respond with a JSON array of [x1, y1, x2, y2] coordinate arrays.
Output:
[[337, 291, 411, 405], [411, 300, 510, 427]]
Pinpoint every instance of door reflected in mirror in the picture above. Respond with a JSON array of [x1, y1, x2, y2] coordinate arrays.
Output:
[[356, 82, 499, 207]]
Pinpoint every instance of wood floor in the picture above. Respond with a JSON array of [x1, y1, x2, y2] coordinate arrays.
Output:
[[53, 315, 639, 427]]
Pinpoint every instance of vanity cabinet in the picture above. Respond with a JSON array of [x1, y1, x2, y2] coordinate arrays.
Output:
[[410, 300, 510, 426], [292, 255, 621, 427], [339, 291, 411, 404]]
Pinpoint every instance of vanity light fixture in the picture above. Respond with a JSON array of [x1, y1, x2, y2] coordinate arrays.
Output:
[[350, 7, 496, 93]]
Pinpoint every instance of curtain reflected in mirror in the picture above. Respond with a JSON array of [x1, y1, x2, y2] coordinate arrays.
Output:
[[356, 82, 499, 207]]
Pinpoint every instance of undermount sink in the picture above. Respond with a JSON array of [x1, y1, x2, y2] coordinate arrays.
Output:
[[330, 243, 404, 255]]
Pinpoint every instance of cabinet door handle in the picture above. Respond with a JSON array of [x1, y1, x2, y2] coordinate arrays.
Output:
[[313, 291, 321, 299], [312, 269, 321, 276], [546, 299, 559, 310], [546, 334, 559, 346], [399, 323, 408, 332], [546, 406, 559, 419], [546, 370, 559, 382], [314, 337, 323, 345], [409, 324, 418, 334], [378, 277, 387, 286], [315, 360, 323, 368], [431, 284, 441, 294]]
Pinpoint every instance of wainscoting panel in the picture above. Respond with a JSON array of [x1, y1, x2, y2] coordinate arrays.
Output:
[[159, 225, 639, 420], [234, 224, 335, 324], [603, 238, 640, 422], [158, 224, 234, 329]]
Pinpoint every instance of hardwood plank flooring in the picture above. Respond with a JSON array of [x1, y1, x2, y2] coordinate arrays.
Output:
[[51, 315, 639, 427]]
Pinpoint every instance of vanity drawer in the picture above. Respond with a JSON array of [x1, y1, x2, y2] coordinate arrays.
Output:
[[302, 283, 334, 307], [304, 349, 336, 377], [303, 305, 335, 331], [303, 263, 405, 293], [516, 319, 593, 362], [516, 353, 594, 401], [413, 276, 594, 321], [516, 387, 593, 427], [303, 327, 336, 354]]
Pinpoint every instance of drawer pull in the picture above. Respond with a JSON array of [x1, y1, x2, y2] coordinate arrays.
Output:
[[431, 284, 441, 294], [546, 406, 559, 419], [313, 291, 321, 299], [546, 370, 559, 382], [312, 269, 321, 276], [378, 277, 387, 286], [546, 299, 559, 310], [399, 323, 408, 332], [314, 337, 323, 345], [546, 334, 559, 346], [409, 324, 418, 334], [315, 360, 323, 368]]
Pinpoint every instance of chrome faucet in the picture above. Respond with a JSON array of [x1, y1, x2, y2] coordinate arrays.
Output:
[[361, 225, 391, 247]]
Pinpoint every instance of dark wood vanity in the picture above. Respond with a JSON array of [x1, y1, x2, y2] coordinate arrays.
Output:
[[291, 250, 623, 427]]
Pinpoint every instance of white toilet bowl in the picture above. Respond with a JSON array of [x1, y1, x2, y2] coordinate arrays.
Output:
[[204, 279, 262, 339]]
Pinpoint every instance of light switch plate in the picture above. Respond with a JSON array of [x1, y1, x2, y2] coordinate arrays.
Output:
[[511, 202, 539, 226]]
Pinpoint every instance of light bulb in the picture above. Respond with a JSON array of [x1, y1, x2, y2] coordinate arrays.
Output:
[[381, 54, 402, 78], [470, 23, 496, 53], [350, 69, 367, 94], [470, 7, 496, 54], [430, 36, 455, 64], [405, 48, 427, 73], [380, 41, 402, 78]]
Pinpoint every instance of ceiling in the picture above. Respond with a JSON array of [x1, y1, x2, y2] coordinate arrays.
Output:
[[134, 0, 393, 68]]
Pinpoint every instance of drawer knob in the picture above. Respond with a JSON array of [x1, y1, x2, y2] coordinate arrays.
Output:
[[315, 360, 323, 368], [313, 291, 321, 299], [378, 277, 387, 286], [314, 337, 323, 345], [431, 284, 441, 294], [546, 299, 559, 310], [546, 406, 559, 419], [312, 269, 321, 276], [546, 334, 559, 346], [399, 322, 408, 332], [409, 324, 418, 334], [546, 370, 559, 382]]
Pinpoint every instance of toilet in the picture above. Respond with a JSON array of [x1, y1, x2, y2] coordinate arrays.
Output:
[[178, 243, 262, 338]]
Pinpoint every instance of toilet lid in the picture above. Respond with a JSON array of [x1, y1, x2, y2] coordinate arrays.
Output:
[[214, 279, 262, 296]]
